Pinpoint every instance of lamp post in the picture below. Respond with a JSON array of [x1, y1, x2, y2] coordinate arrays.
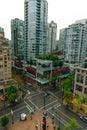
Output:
[[58, 117, 60, 130], [61, 87, 64, 104], [11, 109, 14, 124], [44, 93, 47, 110]]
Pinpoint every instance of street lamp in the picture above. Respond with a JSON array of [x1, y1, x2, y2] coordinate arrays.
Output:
[[52, 113, 54, 124], [61, 87, 64, 104], [11, 109, 14, 124], [43, 93, 47, 110], [58, 117, 60, 130]]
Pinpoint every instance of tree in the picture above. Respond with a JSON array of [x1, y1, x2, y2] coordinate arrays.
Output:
[[1, 115, 9, 128], [64, 118, 79, 130], [49, 76, 56, 88], [49, 74, 60, 89], [7, 85, 18, 105], [84, 107, 87, 114], [73, 95, 85, 112], [64, 89, 73, 106], [61, 74, 74, 91], [37, 54, 59, 61], [58, 61, 63, 68]]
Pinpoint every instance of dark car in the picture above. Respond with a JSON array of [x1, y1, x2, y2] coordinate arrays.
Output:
[[80, 116, 87, 123]]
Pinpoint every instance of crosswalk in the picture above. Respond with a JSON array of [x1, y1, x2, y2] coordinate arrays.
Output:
[[24, 91, 61, 114], [40, 100, 61, 111]]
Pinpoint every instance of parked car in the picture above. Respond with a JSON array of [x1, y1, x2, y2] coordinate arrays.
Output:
[[27, 90, 31, 95], [20, 113, 27, 121], [80, 116, 87, 123]]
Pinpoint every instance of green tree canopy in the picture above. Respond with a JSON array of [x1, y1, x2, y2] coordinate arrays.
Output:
[[58, 60, 63, 68], [73, 95, 85, 112], [36, 54, 64, 67], [1, 115, 9, 127], [61, 74, 74, 91], [64, 89, 73, 105], [7, 85, 18, 104], [37, 54, 59, 61], [49, 74, 60, 88], [64, 118, 79, 130]]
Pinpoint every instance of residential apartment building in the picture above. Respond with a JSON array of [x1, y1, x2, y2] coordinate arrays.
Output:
[[0, 27, 4, 36], [11, 18, 24, 60], [47, 21, 57, 53], [0, 41, 12, 81], [0, 30, 18, 94], [24, 0, 48, 61], [74, 66, 87, 98], [0, 31, 11, 90], [59, 19, 87, 64], [0, 27, 4, 39], [58, 29, 65, 54]]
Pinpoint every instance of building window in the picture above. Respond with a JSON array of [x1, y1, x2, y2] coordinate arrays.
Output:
[[0, 57, 2, 60], [4, 61, 7, 64], [85, 76, 87, 85], [77, 69, 80, 72], [0, 65, 2, 68], [84, 88, 87, 94], [4, 56, 7, 60], [77, 74, 83, 83], [5, 64, 7, 67], [76, 85, 82, 92], [81, 70, 84, 73], [0, 50, 2, 54], [0, 72, 3, 79]]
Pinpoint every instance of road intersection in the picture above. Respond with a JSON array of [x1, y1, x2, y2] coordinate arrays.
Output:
[[0, 87, 87, 129]]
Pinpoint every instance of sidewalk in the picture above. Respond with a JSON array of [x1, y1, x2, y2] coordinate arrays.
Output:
[[8, 111, 57, 130]]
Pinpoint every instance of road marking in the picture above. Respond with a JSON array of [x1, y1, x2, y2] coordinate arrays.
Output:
[[55, 108, 82, 128], [27, 99, 40, 110], [48, 110, 68, 126], [27, 92, 41, 99], [45, 104, 61, 111], [40, 100, 58, 110], [48, 91, 59, 99], [0, 106, 26, 119], [56, 108, 73, 120], [24, 101, 34, 112]]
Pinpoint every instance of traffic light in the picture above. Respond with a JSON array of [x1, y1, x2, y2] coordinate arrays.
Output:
[[42, 116, 46, 130], [42, 124, 46, 130], [42, 116, 46, 121]]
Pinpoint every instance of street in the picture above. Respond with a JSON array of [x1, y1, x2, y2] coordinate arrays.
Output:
[[0, 86, 87, 130]]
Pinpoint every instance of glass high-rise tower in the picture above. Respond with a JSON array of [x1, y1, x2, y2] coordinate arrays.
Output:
[[24, 0, 48, 61], [47, 21, 57, 53], [11, 18, 24, 60]]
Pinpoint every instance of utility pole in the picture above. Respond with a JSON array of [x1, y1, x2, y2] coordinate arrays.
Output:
[[44, 93, 47, 110], [11, 109, 14, 124]]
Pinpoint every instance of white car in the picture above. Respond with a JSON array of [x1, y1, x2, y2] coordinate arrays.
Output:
[[20, 113, 27, 121], [27, 90, 31, 95], [80, 116, 87, 123]]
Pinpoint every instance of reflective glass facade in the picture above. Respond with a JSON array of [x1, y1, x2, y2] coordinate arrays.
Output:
[[24, 0, 48, 61], [11, 18, 24, 60]]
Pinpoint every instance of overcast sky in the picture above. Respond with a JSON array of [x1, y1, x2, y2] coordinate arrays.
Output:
[[0, 0, 87, 40]]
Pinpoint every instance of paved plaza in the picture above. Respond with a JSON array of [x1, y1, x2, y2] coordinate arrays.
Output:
[[8, 111, 57, 130]]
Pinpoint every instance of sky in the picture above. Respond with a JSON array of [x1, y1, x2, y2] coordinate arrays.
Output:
[[0, 0, 87, 40]]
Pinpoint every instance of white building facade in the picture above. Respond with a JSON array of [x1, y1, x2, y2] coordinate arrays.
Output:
[[24, 0, 48, 61], [59, 19, 87, 64], [74, 66, 87, 98]]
